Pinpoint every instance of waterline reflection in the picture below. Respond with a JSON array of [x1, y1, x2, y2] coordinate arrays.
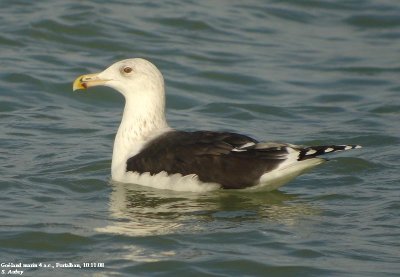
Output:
[[96, 182, 319, 237]]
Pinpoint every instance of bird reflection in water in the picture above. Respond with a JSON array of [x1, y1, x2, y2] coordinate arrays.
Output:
[[96, 182, 319, 237]]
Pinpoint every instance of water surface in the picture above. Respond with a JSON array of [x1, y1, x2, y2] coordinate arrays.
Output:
[[1, 0, 399, 276]]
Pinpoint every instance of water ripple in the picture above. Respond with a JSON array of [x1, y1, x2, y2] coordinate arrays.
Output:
[[1, 0, 399, 276]]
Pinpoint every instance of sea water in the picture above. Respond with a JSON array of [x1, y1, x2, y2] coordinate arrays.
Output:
[[0, 1, 399, 276]]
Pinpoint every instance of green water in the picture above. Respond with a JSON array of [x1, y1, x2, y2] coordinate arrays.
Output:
[[1, 0, 399, 276]]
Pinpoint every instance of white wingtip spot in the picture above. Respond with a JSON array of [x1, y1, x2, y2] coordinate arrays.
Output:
[[355, 145, 362, 149], [233, 142, 256, 152], [325, 147, 334, 153], [232, 148, 246, 152], [238, 142, 256, 149], [306, 149, 317, 155], [344, 146, 352, 150]]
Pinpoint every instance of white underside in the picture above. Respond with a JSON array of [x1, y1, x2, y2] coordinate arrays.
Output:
[[114, 171, 221, 192], [111, 158, 325, 192], [250, 158, 325, 191]]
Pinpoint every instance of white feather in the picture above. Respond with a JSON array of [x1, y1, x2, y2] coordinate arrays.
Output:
[[253, 158, 325, 191], [118, 171, 221, 192]]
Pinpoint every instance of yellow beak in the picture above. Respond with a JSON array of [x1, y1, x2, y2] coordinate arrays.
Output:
[[72, 73, 107, 91]]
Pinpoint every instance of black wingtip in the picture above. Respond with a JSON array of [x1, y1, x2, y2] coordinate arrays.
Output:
[[298, 144, 362, 160]]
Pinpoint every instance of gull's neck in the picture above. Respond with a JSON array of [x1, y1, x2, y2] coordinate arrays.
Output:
[[111, 88, 169, 179]]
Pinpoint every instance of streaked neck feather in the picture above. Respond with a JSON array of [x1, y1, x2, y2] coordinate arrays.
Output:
[[111, 90, 169, 179]]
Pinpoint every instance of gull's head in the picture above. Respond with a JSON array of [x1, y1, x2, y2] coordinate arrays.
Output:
[[73, 58, 164, 99]]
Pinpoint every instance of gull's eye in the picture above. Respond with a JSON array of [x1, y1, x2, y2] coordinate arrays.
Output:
[[123, 66, 133, 74]]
